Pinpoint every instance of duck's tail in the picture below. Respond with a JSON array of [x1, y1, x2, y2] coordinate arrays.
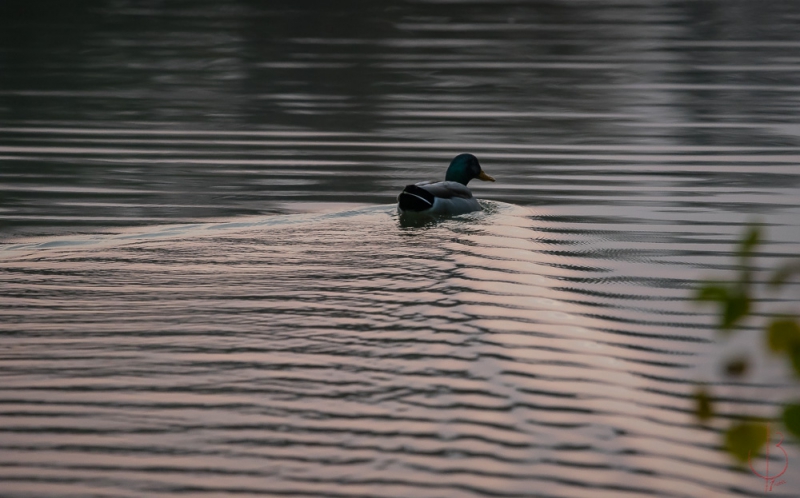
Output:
[[398, 184, 435, 212]]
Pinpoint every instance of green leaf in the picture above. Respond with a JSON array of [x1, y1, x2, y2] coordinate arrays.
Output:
[[738, 268, 753, 288], [693, 386, 713, 422], [720, 291, 750, 330], [694, 282, 728, 303], [783, 404, 800, 440], [694, 284, 749, 332], [738, 225, 761, 258], [725, 421, 768, 463], [767, 318, 800, 354], [770, 260, 800, 288], [695, 283, 728, 303]]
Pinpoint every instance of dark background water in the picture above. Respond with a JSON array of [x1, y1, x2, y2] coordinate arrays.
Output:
[[2, 1, 800, 497], [3, 0, 800, 237]]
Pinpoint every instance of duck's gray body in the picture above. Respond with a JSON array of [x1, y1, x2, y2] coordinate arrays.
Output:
[[397, 181, 481, 216], [397, 153, 494, 217]]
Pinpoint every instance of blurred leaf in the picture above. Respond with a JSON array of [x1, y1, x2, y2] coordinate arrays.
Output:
[[723, 357, 749, 378], [694, 282, 749, 332], [725, 421, 768, 463], [695, 283, 728, 303], [737, 225, 761, 258], [693, 386, 713, 422], [770, 260, 800, 288], [738, 268, 752, 288], [767, 318, 800, 354], [720, 291, 750, 330], [783, 404, 800, 440]]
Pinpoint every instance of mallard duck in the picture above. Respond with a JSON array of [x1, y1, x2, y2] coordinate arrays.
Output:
[[397, 153, 495, 216]]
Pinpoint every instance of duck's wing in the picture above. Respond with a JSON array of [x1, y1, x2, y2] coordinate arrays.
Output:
[[416, 181, 473, 199]]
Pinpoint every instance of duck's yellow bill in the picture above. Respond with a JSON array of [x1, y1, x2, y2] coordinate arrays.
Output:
[[478, 171, 496, 182]]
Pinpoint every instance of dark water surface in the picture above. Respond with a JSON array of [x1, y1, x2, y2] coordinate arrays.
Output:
[[2, 1, 800, 497]]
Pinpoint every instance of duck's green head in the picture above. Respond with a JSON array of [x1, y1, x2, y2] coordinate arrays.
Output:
[[444, 153, 495, 186]]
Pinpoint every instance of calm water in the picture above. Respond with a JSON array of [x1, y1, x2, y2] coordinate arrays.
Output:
[[2, 1, 800, 497]]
